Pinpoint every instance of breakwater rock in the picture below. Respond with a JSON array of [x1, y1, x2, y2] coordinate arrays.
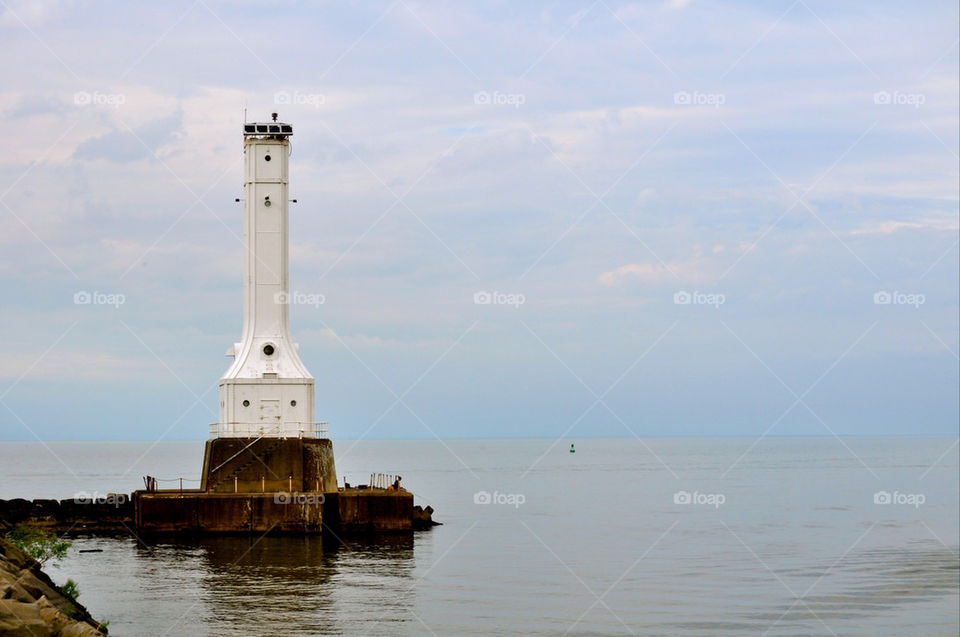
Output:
[[0, 497, 133, 533], [413, 505, 439, 529], [0, 537, 105, 636]]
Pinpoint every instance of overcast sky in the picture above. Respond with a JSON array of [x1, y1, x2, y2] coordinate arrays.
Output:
[[0, 0, 957, 441]]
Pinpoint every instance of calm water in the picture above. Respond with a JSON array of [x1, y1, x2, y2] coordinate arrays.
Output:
[[1, 437, 957, 636]]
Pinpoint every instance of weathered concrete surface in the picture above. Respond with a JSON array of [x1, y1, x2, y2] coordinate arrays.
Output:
[[302, 439, 338, 494], [135, 492, 325, 534], [0, 538, 104, 636], [200, 438, 337, 494], [332, 489, 414, 533], [136, 489, 420, 534]]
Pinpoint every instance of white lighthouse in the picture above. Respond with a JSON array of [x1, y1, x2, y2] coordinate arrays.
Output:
[[215, 115, 320, 439], [133, 114, 434, 535]]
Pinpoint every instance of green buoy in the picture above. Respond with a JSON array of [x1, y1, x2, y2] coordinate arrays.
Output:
[[570, 443, 575, 453]]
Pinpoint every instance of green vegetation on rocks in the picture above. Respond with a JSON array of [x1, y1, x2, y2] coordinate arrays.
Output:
[[0, 531, 106, 636]]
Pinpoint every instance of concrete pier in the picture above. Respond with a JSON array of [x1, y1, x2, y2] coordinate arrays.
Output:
[[134, 437, 335, 533], [0, 438, 436, 535], [131, 437, 426, 534], [1, 488, 429, 536], [134, 492, 326, 534], [334, 489, 414, 533]]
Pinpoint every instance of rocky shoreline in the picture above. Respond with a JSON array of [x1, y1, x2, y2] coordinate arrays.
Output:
[[0, 537, 105, 636]]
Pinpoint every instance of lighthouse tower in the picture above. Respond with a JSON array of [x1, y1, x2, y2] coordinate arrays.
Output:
[[216, 115, 317, 439], [133, 114, 432, 533]]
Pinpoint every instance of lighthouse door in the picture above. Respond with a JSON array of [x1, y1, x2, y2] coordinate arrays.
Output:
[[259, 399, 281, 429]]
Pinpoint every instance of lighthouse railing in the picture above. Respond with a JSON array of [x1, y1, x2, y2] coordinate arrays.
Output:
[[208, 421, 329, 439]]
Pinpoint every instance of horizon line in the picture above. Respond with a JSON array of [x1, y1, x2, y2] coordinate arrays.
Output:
[[0, 433, 957, 443]]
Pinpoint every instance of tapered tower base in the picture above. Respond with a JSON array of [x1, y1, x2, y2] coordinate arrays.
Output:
[[199, 437, 337, 494]]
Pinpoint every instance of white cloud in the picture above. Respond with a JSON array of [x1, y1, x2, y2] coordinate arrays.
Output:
[[598, 253, 716, 287], [0, 351, 154, 383], [849, 218, 959, 236], [0, 0, 71, 27]]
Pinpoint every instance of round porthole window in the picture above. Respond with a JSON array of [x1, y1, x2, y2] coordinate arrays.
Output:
[[242, 400, 250, 407], [263, 344, 275, 356], [290, 400, 297, 407], [264, 154, 272, 162], [264, 199, 272, 207]]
